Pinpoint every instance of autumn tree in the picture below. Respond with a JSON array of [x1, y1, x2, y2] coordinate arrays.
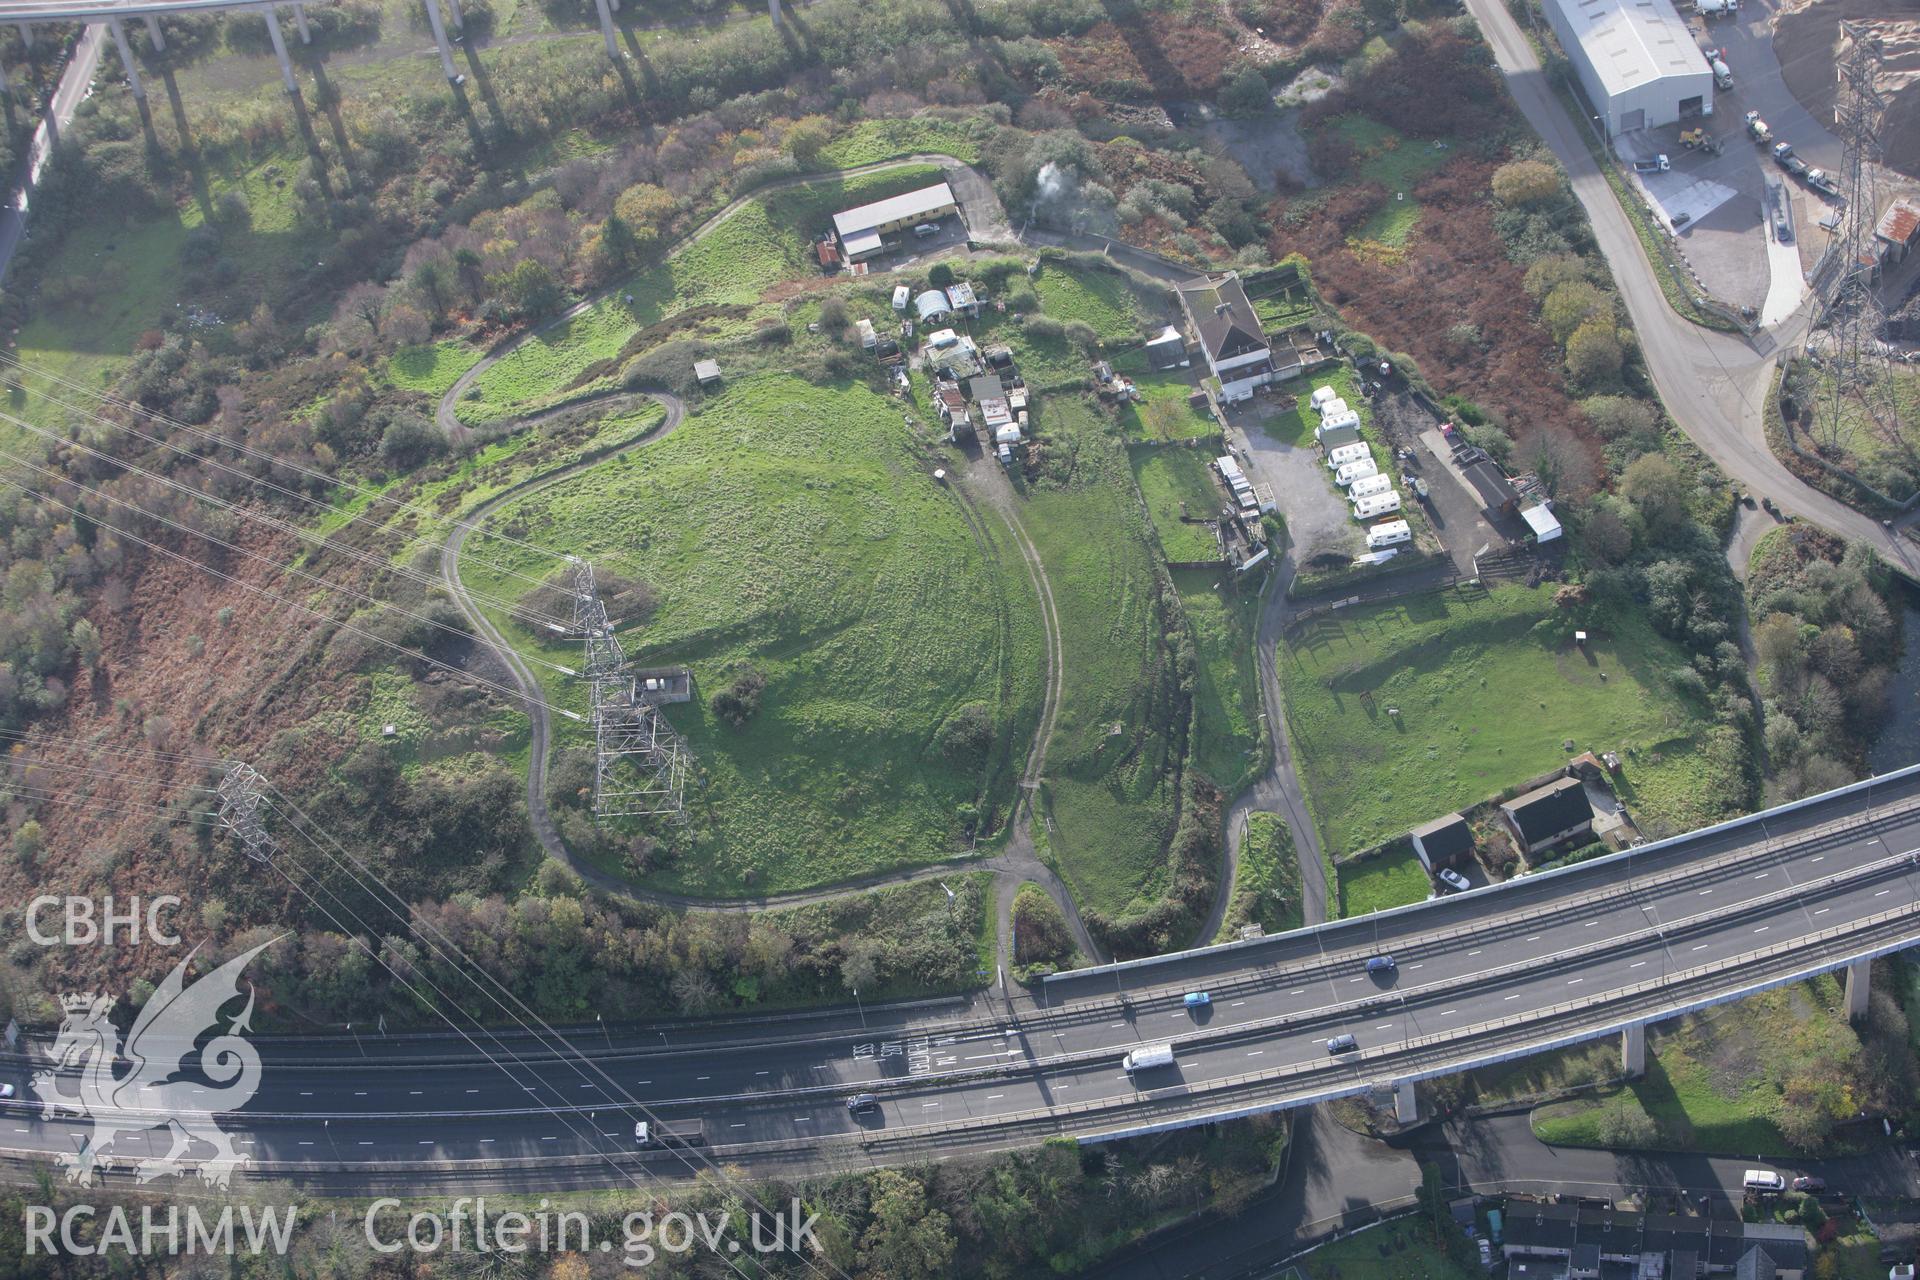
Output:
[[782, 115, 832, 167], [1565, 318, 1624, 387], [856, 1171, 954, 1280], [1619, 453, 1690, 541], [1491, 158, 1562, 207]]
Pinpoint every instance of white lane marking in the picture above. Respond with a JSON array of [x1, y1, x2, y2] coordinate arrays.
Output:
[[1504, 994, 1521, 1001], [696, 1076, 711, 1081], [466, 1089, 479, 1094], [756, 1071, 770, 1076], [1877, 889, 1893, 897], [1631, 961, 1648, 968], [1110, 1022, 1126, 1029], [1348, 977, 1363, 983], [409, 1090, 422, 1096], [731, 1123, 746, 1128], [1815, 907, 1831, 915], [987, 1094, 1004, 1101], [1440, 1009, 1457, 1016], [357, 1141, 372, 1146], [1468, 950, 1482, 957], [795, 1117, 811, 1122], [11, 1128, 27, 1134], [1754, 926, 1769, 934], [1692, 944, 1709, 951], [1290, 989, 1305, 995], [922, 1102, 941, 1109], [425, 1140, 440, 1145], [298, 1141, 313, 1146], [1585, 921, 1599, 928], [1811, 855, 1824, 863], [1410, 963, 1424, 970], [1755, 872, 1769, 879], [1525, 935, 1540, 942], [1568, 978, 1583, 985], [354, 1091, 367, 1096], [636, 1080, 651, 1086], [1170, 1013, 1184, 1019], [480, 1138, 494, 1144], [582, 1083, 597, 1089], [1375, 1022, 1394, 1029], [1248, 1050, 1265, 1057], [1232, 1001, 1246, 1007], [300, 1091, 313, 1097], [1698, 889, 1712, 896]]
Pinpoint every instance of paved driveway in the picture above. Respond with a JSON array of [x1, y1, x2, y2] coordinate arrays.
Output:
[[1228, 397, 1360, 564]]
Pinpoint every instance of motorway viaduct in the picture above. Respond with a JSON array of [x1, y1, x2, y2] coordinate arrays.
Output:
[[5, 763, 1920, 1191]]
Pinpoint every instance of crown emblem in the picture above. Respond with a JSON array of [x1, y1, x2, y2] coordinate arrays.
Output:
[[60, 993, 100, 1014]]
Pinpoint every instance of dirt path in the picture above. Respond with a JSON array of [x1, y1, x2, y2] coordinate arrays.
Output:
[[955, 461, 1103, 970]]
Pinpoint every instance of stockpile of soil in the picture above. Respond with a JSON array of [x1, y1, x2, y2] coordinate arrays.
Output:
[[1774, 0, 1920, 179]]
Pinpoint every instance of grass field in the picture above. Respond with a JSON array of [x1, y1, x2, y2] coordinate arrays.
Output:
[[388, 339, 488, 397], [817, 116, 993, 167], [1117, 375, 1218, 442], [1298, 1225, 1482, 1280], [1132, 451, 1224, 563], [1030, 263, 1151, 340], [1326, 115, 1456, 262], [1022, 398, 1182, 917], [460, 165, 945, 422], [1531, 975, 1864, 1155], [457, 371, 1044, 895], [1216, 812, 1301, 941], [1278, 583, 1710, 855], [1335, 844, 1430, 917], [1174, 569, 1262, 793]]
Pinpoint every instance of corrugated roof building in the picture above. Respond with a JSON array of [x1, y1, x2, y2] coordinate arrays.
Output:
[[1542, 0, 1714, 137]]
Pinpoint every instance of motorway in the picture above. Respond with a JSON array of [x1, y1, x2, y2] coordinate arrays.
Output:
[[4, 766, 1919, 1190]]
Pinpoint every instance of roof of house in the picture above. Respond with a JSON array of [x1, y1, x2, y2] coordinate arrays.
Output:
[[1411, 813, 1474, 862], [832, 182, 956, 237], [1876, 198, 1920, 247], [1176, 272, 1270, 363], [1500, 777, 1593, 845], [1463, 457, 1520, 509], [1545, 0, 1710, 101], [1735, 1246, 1777, 1280]]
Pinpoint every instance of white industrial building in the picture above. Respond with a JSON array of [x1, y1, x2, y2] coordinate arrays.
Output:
[[1543, 0, 1714, 138]]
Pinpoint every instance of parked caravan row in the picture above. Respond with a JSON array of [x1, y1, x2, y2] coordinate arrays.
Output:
[[1327, 441, 1370, 469], [1348, 473, 1392, 500], [1316, 409, 1360, 439]]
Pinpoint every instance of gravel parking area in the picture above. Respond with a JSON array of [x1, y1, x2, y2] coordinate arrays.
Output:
[[1223, 397, 1360, 563]]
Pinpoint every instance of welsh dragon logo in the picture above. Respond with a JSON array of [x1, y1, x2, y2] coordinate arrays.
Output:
[[32, 938, 278, 1189]]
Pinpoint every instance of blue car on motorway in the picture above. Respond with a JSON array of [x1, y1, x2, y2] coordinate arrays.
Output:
[[1183, 992, 1210, 1010], [1367, 955, 1396, 976]]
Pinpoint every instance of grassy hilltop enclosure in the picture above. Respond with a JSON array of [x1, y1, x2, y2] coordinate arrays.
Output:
[[459, 372, 1044, 895], [1279, 584, 1727, 856]]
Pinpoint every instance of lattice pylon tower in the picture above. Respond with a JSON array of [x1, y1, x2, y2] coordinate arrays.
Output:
[[216, 763, 280, 863], [567, 557, 687, 821], [1818, 22, 1911, 466]]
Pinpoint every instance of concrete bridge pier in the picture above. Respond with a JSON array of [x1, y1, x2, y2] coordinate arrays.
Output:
[[591, 0, 618, 57], [1846, 958, 1872, 1023], [107, 18, 143, 100], [263, 8, 298, 93], [1393, 1079, 1418, 1125], [421, 0, 461, 80], [143, 14, 164, 52], [293, 3, 311, 43], [1622, 1023, 1646, 1077]]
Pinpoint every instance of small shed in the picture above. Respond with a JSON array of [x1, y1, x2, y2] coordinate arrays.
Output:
[[1462, 458, 1519, 516], [693, 359, 722, 387], [1145, 325, 1188, 370], [946, 282, 979, 316], [892, 284, 911, 311], [1521, 503, 1563, 543], [1410, 813, 1474, 871]]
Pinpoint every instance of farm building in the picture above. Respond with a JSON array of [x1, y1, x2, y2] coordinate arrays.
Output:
[[1542, 0, 1714, 137], [693, 359, 722, 386], [1875, 197, 1920, 266], [1409, 813, 1473, 871], [1499, 776, 1593, 857], [1521, 503, 1564, 543], [832, 182, 959, 261], [1175, 271, 1275, 403], [1462, 458, 1520, 516], [915, 289, 954, 322], [1145, 325, 1189, 370]]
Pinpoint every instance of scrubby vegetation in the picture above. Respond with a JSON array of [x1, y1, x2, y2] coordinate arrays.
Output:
[[1216, 812, 1302, 939]]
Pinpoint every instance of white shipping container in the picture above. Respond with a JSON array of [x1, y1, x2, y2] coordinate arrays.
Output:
[[1352, 491, 1403, 520]]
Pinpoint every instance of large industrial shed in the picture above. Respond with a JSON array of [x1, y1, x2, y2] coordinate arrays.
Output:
[[1543, 0, 1714, 138]]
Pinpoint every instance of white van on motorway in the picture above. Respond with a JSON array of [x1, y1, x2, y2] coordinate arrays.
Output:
[[1742, 1169, 1786, 1193], [1122, 1043, 1176, 1073]]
